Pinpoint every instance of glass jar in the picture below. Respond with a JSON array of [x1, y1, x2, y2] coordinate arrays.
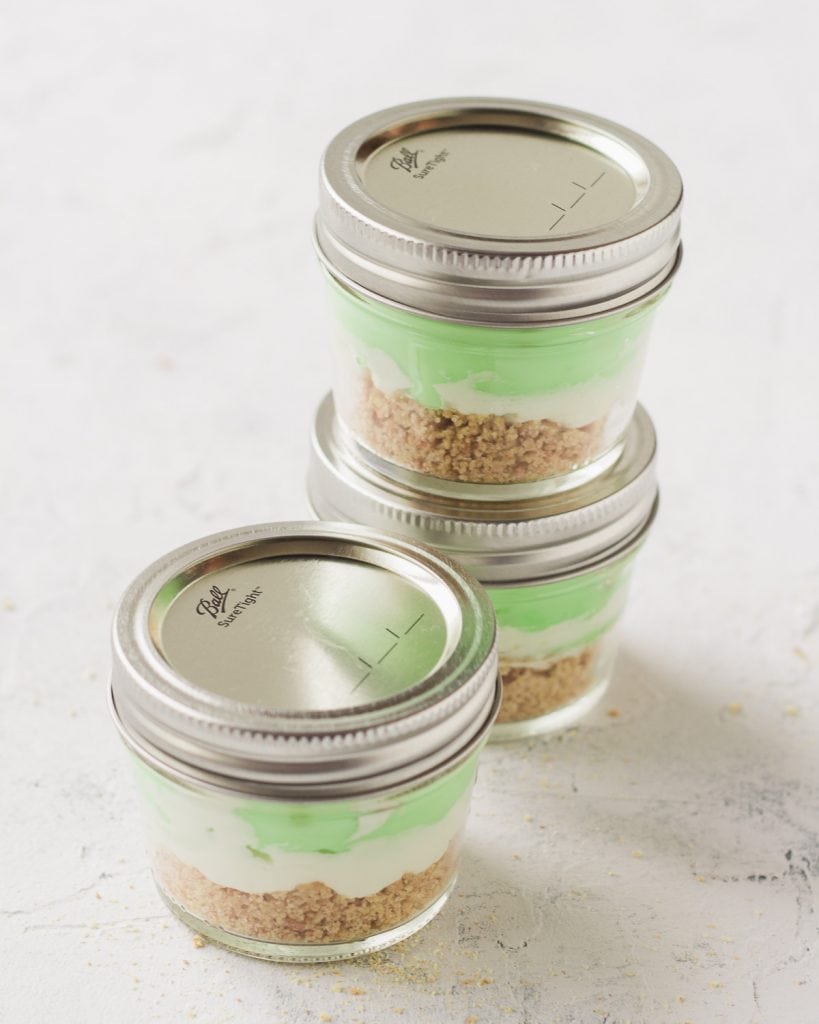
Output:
[[316, 97, 682, 488], [111, 522, 499, 961], [308, 395, 658, 739]]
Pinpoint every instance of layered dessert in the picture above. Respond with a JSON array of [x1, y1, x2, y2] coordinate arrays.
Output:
[[329, 278, 663, 485], [133, 753, 478, 948], [491, 556, 635, 731]]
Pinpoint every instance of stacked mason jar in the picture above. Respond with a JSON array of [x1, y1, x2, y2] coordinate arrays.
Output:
[[110, 99, 682, 963]]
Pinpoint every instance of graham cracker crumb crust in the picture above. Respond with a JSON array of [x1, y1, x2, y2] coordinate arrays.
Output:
[[155, 842, 458, 945], [497, 648, 597, 723], [355, 373, 604, 484]]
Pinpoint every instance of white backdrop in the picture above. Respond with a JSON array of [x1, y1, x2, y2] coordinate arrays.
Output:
[[2, 2, 818, 1022]]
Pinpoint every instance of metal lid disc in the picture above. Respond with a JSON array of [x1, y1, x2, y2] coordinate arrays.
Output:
[[317, 97, 683, 324]]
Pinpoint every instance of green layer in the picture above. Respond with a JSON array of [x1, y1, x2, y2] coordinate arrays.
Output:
[[490, 555, 636, 634], [132, 750, 478, 855], [327, 273, 665, 410]]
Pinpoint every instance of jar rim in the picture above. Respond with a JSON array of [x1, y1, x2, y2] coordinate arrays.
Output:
[[317, 235, 682, 330]]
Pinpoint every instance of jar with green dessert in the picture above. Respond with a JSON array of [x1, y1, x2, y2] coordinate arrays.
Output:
[[316, 97, 681, 489], [111, 522, 499, 961]]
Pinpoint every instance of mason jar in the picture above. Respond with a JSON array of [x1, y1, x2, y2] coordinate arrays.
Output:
[[110, 522, 499, 961], [308, 395, 658, 739], [316, 97, 681, 489]]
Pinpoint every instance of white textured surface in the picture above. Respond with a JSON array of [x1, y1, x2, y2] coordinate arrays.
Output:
[[2, 3, 818, 1022]]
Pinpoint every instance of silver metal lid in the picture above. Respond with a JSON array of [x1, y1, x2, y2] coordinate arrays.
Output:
[[111, 522, 499, 798], [308, 395, 658, 584], [317, 97, 682, 324]]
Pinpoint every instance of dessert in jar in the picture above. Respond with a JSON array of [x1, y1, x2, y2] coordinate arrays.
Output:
[[110, 522, 499, 961], [316, 97, 682, 488], [308, 395, 658, 739]]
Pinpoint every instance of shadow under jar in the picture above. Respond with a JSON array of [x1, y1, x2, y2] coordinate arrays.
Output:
[[110, 523, 499, 962], [316, 97, 682, 490], [308, 396, 658, 740]]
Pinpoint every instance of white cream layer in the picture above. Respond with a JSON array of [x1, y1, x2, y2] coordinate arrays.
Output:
[[434, 368, 642, 430], [364, 345, 413, 394], [145, 788, 471, 899], [498, 592, 627, 666]]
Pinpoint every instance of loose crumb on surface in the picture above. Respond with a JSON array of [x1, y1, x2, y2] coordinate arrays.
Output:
[[607, 708, 620, 718], [785, 705, 800, 717], [725, 702, 743, 715], [631, 850, 643, 858], [2, 599, 15, 611], [364, 946, 443, 985], [192, 935, 206, 949]]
